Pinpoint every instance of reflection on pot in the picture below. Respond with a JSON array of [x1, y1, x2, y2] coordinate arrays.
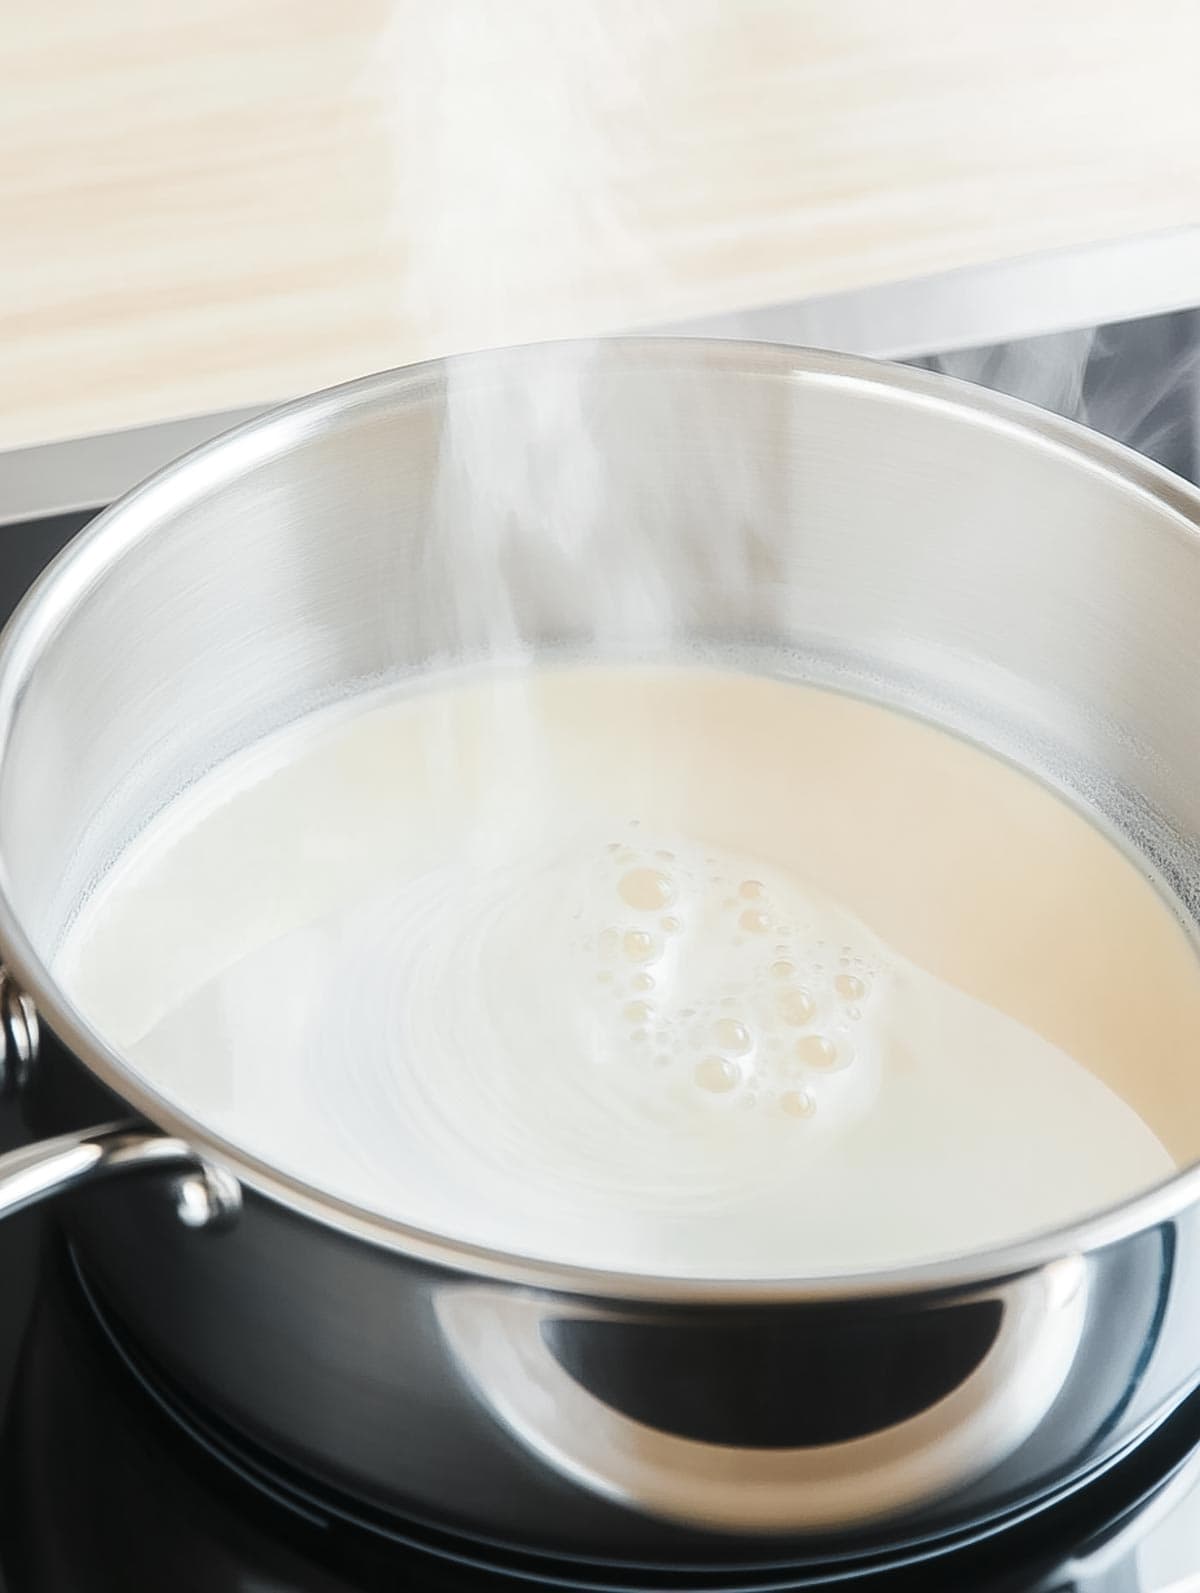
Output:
[[436, 1260, 1088, 1533]]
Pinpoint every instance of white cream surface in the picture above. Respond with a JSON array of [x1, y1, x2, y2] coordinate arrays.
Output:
[[58, 665, 1181, 1277]]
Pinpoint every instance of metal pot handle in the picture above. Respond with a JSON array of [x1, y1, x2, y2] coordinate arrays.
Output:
[[0, 1122, 241, 1228], [0, 968, 239, 1231]]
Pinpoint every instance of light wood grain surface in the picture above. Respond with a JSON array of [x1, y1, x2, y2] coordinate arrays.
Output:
[[4, 0, 1200, 451]]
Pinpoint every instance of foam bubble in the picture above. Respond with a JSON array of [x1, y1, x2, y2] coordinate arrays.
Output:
[[835, 972, 867, 1002], [796, 1034, 840, 1069], [712, 1017, 752, 1054], [780, 1089, 816, 1119], [622, 929, 658, 962], [695, 1056, 740, 1093], [619, 867, 676, 912], [777, 987, 816, 1026]]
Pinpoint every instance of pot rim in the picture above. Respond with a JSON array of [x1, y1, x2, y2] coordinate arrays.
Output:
[[4, 334, 1200, 1304]]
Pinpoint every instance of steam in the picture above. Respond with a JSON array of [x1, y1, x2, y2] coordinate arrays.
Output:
[[923, 310, 1200, 482], [366, 2, 786, 676], [374, 1, 670, 356], [362, 5, 1200, 686]]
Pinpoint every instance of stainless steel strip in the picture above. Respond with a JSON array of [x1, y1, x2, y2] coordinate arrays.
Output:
[[658, 227, 1200, 358], [3, 227, 1199, 524]]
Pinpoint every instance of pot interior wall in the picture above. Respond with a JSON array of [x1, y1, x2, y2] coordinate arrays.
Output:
[[3, 341, 1200, 1158]]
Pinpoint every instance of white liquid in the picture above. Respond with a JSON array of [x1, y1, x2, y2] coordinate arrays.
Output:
[[58, 664, 1189, 1278]]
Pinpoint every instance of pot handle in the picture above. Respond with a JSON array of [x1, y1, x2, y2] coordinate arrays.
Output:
[[0, 968, 240, 1231], [0, 1122, 241, 1229]]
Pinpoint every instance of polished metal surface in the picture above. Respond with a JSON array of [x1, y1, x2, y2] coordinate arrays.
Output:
[[0, 1115, 240, 1228], [4, 339, 1200, 1558], [0, 959, 238, 1229], [434, 1266, 1091, 1532], [0, 964, 38, 1096], [663, 226, 1200, 359]]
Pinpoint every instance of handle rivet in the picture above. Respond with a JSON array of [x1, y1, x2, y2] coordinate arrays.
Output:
[[0, 967, 39, 1096], [174, 1165, 242, 1231]]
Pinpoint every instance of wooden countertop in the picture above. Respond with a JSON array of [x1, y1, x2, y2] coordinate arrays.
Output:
[[4, 0, 1199, 452]]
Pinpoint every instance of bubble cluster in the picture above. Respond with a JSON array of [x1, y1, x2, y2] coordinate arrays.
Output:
[[575, 822, 885, 1130]]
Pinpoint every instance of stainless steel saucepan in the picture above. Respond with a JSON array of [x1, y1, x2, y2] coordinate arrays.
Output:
[[3, 338, 1200, 1569]]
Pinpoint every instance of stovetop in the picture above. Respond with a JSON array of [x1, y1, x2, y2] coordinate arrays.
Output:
[[5, 238, 1200, 1589], [5, 1215, 1200, 1593]]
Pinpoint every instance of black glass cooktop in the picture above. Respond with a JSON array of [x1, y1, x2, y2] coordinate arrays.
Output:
[[5, 1224, 1200, 1593], [3, 306, 1200, 1590]]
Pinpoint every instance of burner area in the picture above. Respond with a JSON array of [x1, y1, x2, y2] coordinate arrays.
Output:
[[2, 1231, 1200, 1593]]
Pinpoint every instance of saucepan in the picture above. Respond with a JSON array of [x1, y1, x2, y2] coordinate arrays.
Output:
[[3, 338, 1200, 1570]]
